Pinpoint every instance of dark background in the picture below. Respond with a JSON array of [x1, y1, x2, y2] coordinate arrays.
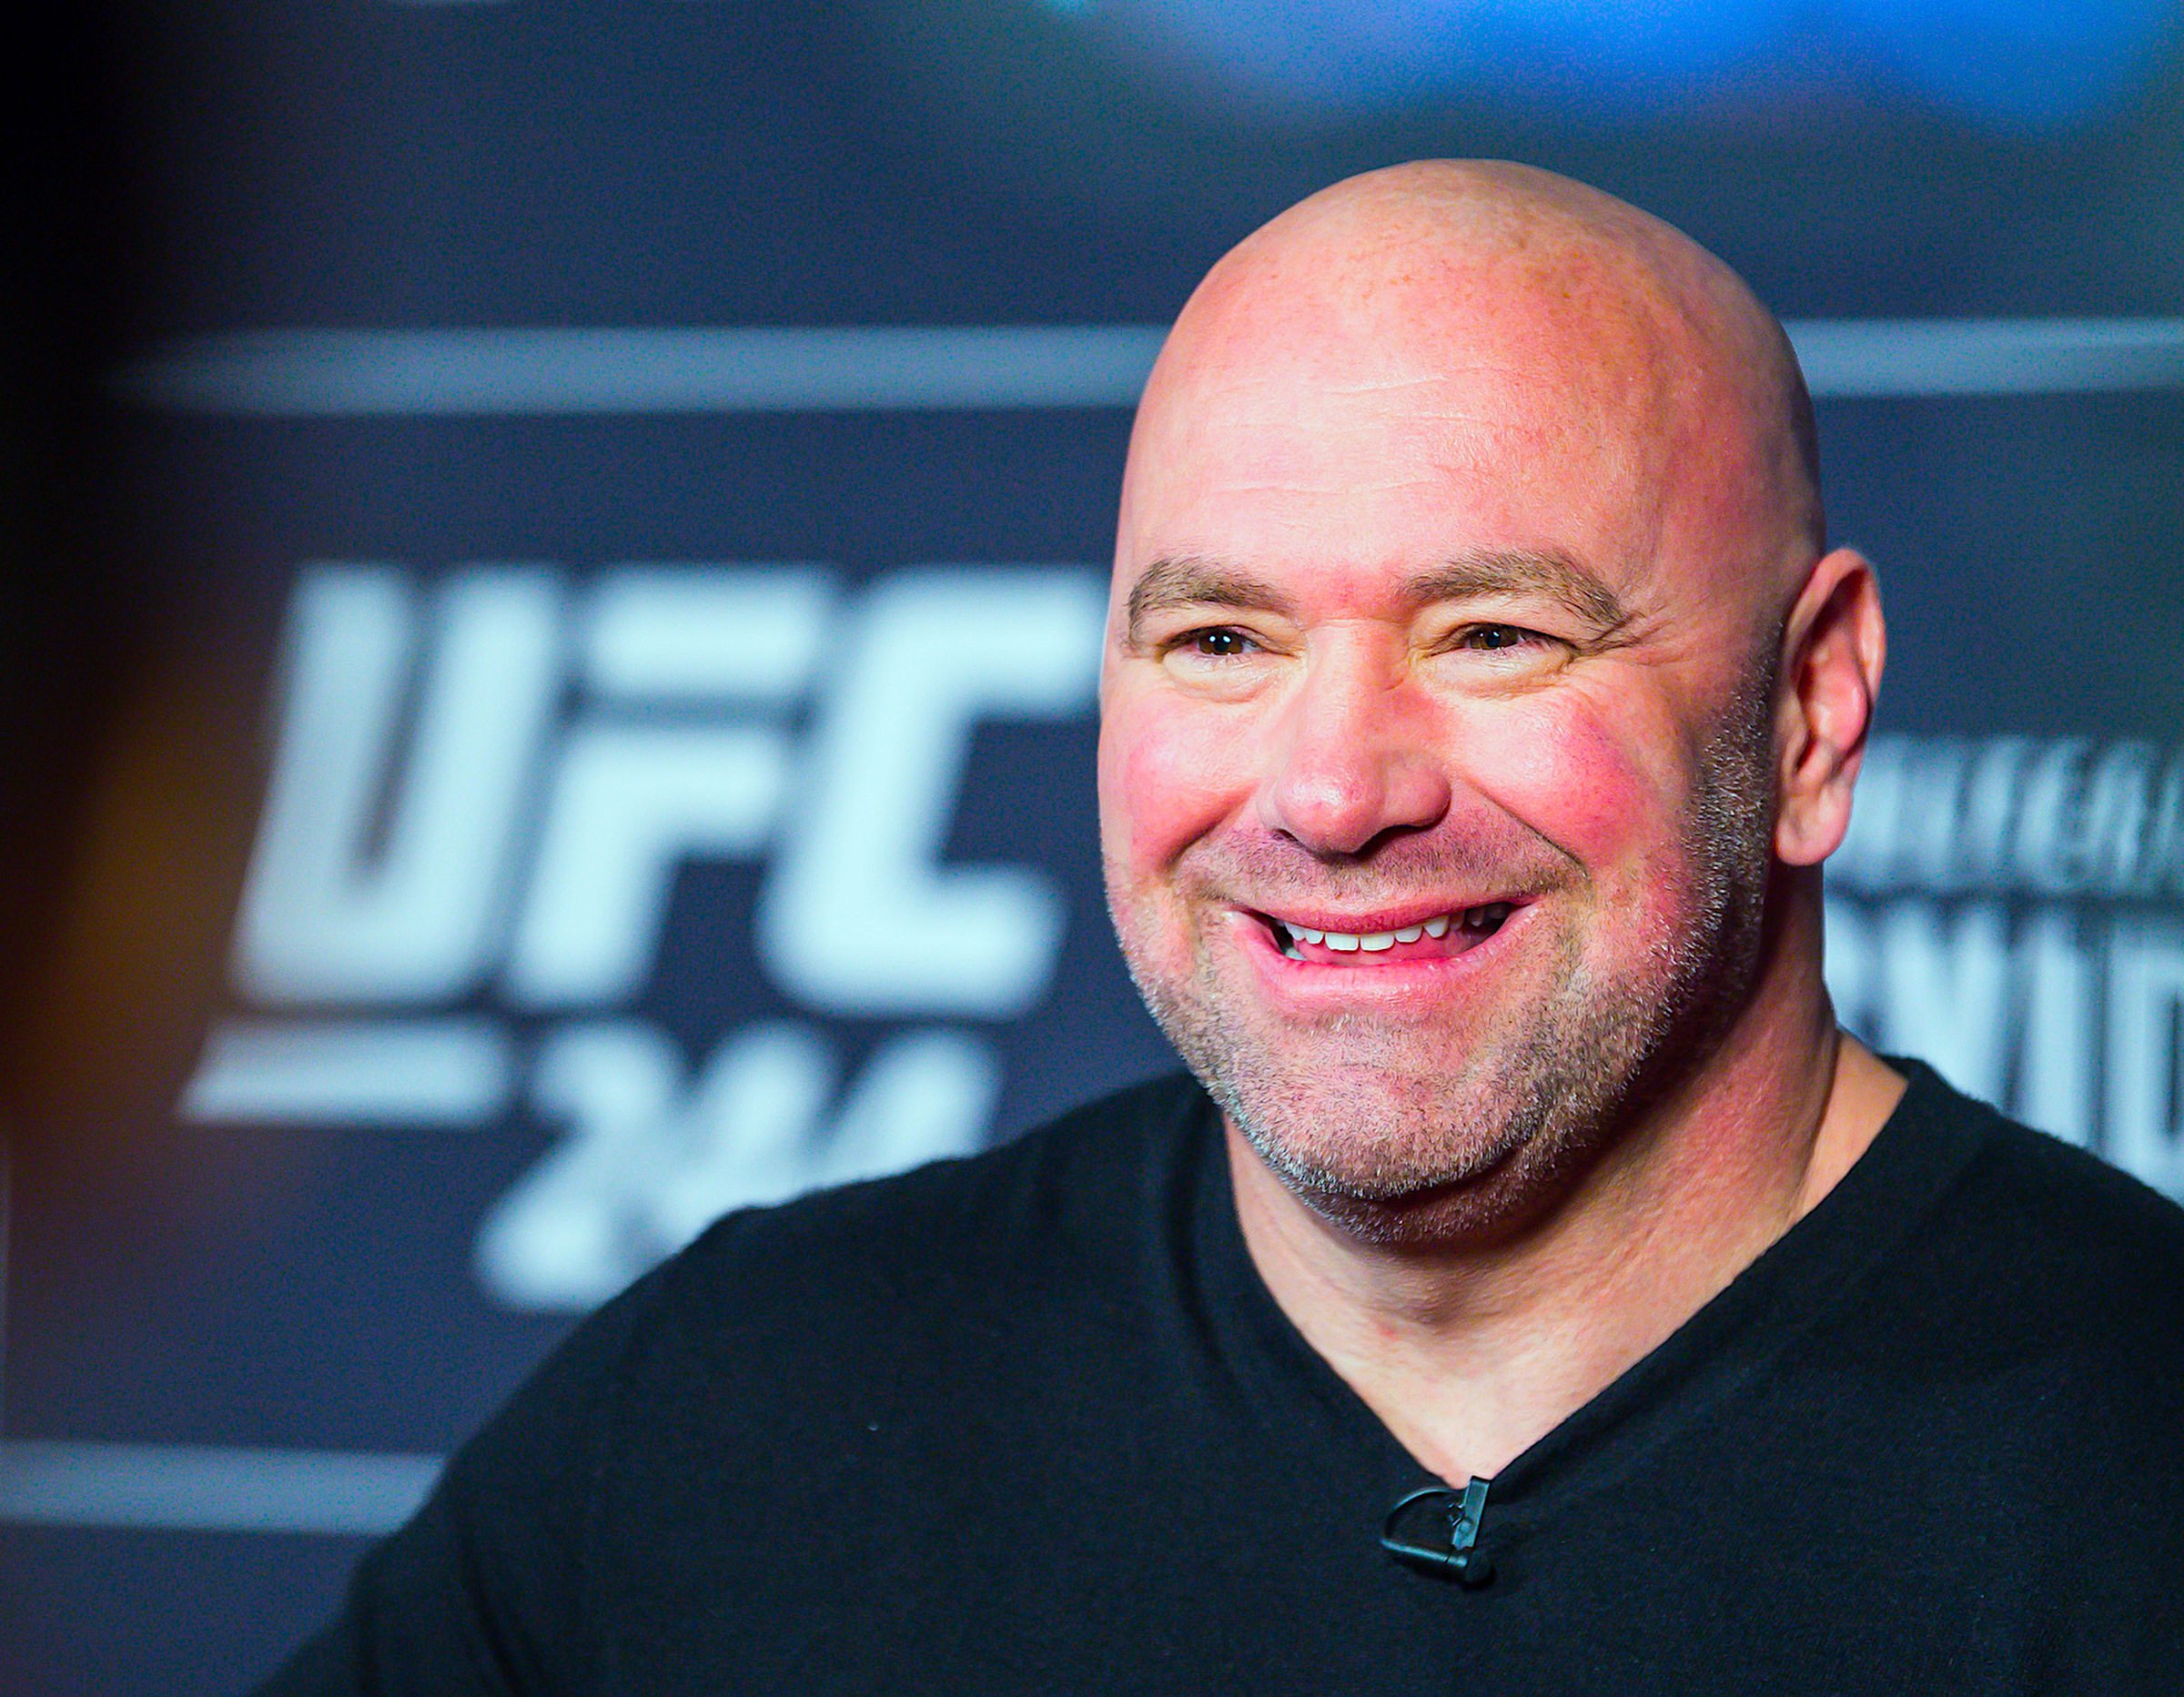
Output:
[[5, 3, 2182, 1690]]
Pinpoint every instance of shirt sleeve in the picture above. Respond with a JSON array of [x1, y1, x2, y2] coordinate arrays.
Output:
[[252, 1258, 674, 1695]]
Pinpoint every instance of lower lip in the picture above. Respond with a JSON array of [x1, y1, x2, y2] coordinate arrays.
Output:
[[1232, 904, 1534, 1004]]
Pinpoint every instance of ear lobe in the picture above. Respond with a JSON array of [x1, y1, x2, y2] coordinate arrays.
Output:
[[1773, 549, 1886, 867]]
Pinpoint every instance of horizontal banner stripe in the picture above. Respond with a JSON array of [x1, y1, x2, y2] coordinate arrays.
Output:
[[1788, 317, 2184, 399], [0, 1440, 441, 1536], [180, 1018, 514, 1127], [112, 318, 2184, 417], [116, 325, 1171, 416]]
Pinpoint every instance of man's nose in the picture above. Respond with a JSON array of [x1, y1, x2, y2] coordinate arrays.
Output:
[[1255, 650, 1452, 857]]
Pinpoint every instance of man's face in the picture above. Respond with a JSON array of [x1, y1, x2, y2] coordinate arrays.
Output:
[[1099, 283, 1784, 1238]]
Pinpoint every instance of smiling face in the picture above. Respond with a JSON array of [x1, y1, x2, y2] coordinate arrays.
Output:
[[1099, 164, 1824, 1241]]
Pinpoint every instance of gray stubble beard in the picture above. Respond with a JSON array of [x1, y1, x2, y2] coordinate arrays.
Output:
[[1110, 669, 1779, 1247]]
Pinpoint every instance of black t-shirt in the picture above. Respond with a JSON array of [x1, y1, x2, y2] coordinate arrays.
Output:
[[266, 1062, 2184, 1693]]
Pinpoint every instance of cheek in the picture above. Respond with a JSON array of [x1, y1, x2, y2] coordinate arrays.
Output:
[[1464, 692, 1686, 878], [1098, 687, 1258, 877]]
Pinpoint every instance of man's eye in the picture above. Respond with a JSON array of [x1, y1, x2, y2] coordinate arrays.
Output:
[[1452, 623, 1552, 654], [1461, 624, 1535, 651], [1156, 624, 1276, 691]]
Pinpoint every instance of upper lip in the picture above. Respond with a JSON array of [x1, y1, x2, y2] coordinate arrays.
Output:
[[1249, 898, 1522, 934]]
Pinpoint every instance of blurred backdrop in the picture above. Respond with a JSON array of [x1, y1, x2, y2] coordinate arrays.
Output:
[[5, 2, 2183, 1689]]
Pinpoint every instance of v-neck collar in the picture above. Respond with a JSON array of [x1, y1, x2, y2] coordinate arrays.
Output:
[[1185, 1060, 1995, 1522]]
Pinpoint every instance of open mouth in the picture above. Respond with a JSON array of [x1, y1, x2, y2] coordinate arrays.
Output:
[[1262, 903, 1517, 964]]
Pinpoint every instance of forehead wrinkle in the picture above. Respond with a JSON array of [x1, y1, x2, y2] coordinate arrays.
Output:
[[1209, 480, 1449, 497], [1198, 363, 1551, 410]]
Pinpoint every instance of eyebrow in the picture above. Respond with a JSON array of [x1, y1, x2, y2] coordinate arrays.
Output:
[[1122, 546, 1631, 645], [1408, 547, 1632, 631], [1125, 556, 1296, 641]]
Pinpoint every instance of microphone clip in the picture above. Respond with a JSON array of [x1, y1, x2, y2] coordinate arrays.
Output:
[[1380, 1478, 1495, 1587]]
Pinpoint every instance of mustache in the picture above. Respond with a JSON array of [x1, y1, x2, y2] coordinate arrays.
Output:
[[1170, 826, 1576, 907]]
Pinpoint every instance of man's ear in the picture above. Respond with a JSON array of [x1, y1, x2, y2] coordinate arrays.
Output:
[[1774, 548, 1886, 867]]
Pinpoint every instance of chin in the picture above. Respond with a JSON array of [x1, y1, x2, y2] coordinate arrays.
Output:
[[1137, 920, 1755, 1247], [1224, 1046, 1541, 1193], [1208, 1031, 1608, 1245]]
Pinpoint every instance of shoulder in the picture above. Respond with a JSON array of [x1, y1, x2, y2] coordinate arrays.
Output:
[[536, 1070, 1218, 1551], [665, 1068, 1209, 1306], [1876, 1062, 2184, 1422], [1863, 1067, 2184, 1612], [395, 1073, 1211, 1592], [601, 1068, 1215, 1400], [1906, 1064, 2184, 1306], [429, 1069, 1209, 1482]]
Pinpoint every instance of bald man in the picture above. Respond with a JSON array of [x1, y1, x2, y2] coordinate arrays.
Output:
[[267, 165, 2184, 1695]]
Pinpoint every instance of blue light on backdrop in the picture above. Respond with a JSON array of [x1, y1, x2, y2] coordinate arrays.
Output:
[[1834, 0, 2179, 126], [1053, 0, 2179, 126]]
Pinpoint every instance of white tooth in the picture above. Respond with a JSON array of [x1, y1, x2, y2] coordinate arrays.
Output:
[[1323, 932, 1361, 952], [1282, 944, 1305, 960], [1295, 926, 1325, 944], [1394, 924, 1423, 944], [1422, 914, 1450, 938], [1360, 932, 1396, 951], [1463, 906, 1488, 929]]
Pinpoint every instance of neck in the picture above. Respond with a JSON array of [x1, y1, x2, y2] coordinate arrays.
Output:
[[1225, 910, 1906, 1484]]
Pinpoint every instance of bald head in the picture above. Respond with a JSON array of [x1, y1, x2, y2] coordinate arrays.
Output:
[[1099, 161, 1886, 1245], [1120, 160, 1824, 637]]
